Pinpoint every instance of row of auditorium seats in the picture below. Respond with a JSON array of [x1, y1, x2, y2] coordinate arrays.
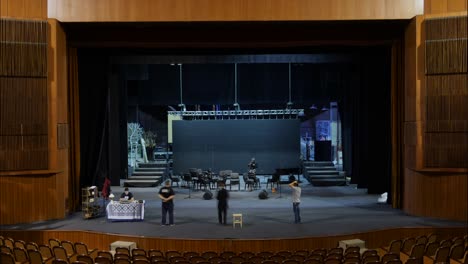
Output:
[[379, 234, 468, 264], [1, 234, 467, 264]]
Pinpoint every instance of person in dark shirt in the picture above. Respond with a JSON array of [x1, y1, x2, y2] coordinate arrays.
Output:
[[120, 187, 134, 201], [158, 180, 175, 226], [216, 182, 229, 225]]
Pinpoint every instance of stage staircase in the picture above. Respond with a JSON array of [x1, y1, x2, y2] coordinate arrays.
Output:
[[303, 161, 346, 186], [124, 162, 166, 187]]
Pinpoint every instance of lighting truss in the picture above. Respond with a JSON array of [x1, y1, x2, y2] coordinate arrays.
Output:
[[168, 109, 304, 120]]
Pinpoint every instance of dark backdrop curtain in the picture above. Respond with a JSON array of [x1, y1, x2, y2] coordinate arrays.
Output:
[[78, 49, 110, 189], [67, 47, 81, 211], [340, 48, 392, 194]]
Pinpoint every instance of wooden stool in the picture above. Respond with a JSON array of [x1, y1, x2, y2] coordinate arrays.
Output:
[[232, 213, 243, 228]]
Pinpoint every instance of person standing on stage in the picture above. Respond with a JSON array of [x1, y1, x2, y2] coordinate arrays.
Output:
[[216, 182, 229, 225], [288, 180, 301, 224], [158, 180, 175, 226]]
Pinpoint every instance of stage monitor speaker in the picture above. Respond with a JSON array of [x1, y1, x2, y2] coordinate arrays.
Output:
[[203, 190, 213, 200], [258, 190, 268, 199]]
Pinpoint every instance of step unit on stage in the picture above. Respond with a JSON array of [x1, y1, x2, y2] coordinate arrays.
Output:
[[124, 162, 167, 187], [303, 160, 346, 186]]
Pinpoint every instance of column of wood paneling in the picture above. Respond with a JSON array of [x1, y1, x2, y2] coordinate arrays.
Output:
[[48, 18, 70, 216], [47, 0, 424, 22], [403, 13, 467, 222], [1, 1, 71, 224], [425, 16, 467, 168], [0, 19, 48, 171]]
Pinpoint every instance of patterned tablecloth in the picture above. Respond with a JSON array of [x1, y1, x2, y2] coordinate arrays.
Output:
[[106, 201, 145, 221]]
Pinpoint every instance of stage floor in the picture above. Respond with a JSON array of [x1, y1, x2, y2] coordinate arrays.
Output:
[[2, 182, 466, 240]]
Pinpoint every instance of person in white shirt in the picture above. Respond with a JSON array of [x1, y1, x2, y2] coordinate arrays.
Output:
[[288, 180, 301, 224]]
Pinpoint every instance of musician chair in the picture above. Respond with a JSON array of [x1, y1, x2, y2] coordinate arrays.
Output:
[[243, 173, 255, 191]]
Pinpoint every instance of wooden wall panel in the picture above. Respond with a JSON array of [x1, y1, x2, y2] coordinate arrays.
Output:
[[47, 0, 424, 22], [424, 16, 468, 169], [0, 228, 465, 253], [425, 0, 468, 15], [0, 19, 49, 171], [0, 0, 47, 19], [403, 14, 467, 221], [404, 168, 467, 220], [0, 173, 65, 224]]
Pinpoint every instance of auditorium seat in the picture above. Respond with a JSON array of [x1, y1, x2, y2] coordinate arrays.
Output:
[[132, 248, 147, 257], [187, 255, 205, 263], [449, 243, 465, 260], [94, 256, 112, 264], [97, 251, 113, 261], [114, 257, 131, 264], [26, 242, 39, 251], [148, 249, 164, 257], [386, 239, 403, 254], [381, 252, 399, 263], [114, 253, 130, 260], [61, 241, 76, 257], [13, 247, 29, 263], [49, 239, 61, 249], [415, 235, 428, 245], [402, 238, 416, 253], [1, 252, 17, 264], [200, 251, 217, 259], [363, 254, 380, 264], [408, 243, 425, 260], [150, 255, 167, 262], [39, 245, 54, 261], [424, 241, 440, 257], [1, 245, 12, 254], [14, 240, 26, 249], [431, 246, 450, 263], [29, 249, 54, 264], [167, 255, 185, 263], [115, 247, 130, 255], [53, 246, 78, 263], [74, 242, 98, 259], [132, 259, 150, 264], [76, 255, 93, 264], [304, 258, 322, 264], [165, 250, 182, 259], [3, 237, 14, 249]]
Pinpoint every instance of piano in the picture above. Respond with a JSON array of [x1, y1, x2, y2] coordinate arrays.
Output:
[[274, 167, 302, 183]]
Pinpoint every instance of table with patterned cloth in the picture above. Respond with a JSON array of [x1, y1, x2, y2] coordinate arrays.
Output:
[[106, 201, 145, 221]]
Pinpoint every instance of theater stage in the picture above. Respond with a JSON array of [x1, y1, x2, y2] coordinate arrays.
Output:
[[2, 182, 466, 240]]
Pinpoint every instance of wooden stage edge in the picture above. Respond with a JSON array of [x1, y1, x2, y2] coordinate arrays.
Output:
[[1, 227, 466, 252]]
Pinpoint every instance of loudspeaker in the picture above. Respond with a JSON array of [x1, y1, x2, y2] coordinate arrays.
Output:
[[203, 190, 213, 200], [258, 190, 268, 199]]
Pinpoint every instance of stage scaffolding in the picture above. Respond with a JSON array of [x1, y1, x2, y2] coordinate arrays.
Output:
[[168, 109, 304, 120]]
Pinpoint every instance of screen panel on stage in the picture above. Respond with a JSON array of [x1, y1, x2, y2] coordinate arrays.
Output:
[[172, 119, 300, 175]]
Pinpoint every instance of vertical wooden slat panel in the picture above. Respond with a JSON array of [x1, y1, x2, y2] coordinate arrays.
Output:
[[424, 16, 468, 168], [0, 18, 48, 171]]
